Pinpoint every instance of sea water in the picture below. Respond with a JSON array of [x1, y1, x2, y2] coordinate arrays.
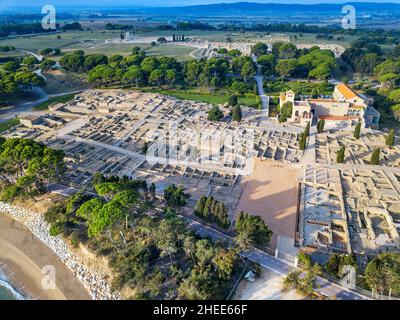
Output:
[[0, 275, 25, 300]]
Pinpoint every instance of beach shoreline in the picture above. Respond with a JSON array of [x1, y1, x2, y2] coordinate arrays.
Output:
[[0, 202, 119, 300]]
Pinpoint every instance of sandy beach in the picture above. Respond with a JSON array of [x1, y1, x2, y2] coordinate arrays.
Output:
[[236, 159, 299, 249], [0, 214, 91, 300]]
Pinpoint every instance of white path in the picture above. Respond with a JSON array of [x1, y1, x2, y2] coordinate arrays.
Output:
[[251, 54, 269, 118]]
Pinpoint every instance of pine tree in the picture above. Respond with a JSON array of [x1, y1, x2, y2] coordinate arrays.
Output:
[[370, 148, 380, 165], [353, 122, 361, 139], [194, 195, 207, 217], [385, 129, 395, 149], [336, 146, 345, 163]]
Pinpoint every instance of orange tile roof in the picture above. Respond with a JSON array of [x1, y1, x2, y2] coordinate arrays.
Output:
[[336, 84, 357, 100], [318, 115, 357, 121], [349, 104, 365, 110]]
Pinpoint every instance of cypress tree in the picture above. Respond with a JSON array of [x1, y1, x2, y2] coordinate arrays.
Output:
[[317, 119, 325, 133], [304, 121, 310, 137], [232, 105, 242, 122], [299, 132, 306, 151], [353, 122, 361, 139], [194, 195, 207, 217], [370, 148, 380, 165], [203, 196, 213, 219], [336, 146, 345, 163], [385, 129, 395, 149], [149, 183, 156, 198]]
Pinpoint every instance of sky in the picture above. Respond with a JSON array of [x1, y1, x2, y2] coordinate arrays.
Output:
[[4, 0, 400, 8], [4, 0, 400, 9]]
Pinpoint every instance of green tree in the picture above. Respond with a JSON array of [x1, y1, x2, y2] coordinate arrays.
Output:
[[228, 95, 238, 106], [299, 132, 307, 151], [194, 195, 207, 217], [231, 81, 247, 96], [123, 65, 143, 87], [297, 252, 313, 268], [336, 146, 345, 163], [385, 129, 395, 149], [149, 69, 164, 87], [207, 105, 224, 122], [241, 61, 256, 83], [370, 148, 380, 165], [235, 211, 272, 249], [317, 119, 325, 133], [275, 59, 297, 81], [365, 253, 400, 297], [304, 121, 310, 137], [232, 105, 242, 122], [165, 69, 177, 87], [212, 248, 237, 280], [163, 184, 190, 209], [353, 122, 361, 139], [278, 101, 293, 123]]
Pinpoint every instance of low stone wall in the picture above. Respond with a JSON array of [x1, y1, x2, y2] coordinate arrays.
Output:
[[0, 201, 120, 300]]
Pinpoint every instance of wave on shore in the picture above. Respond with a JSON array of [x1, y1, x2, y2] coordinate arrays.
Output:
[[0, 275, 26, 300]]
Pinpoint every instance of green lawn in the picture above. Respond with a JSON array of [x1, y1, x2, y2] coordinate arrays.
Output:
[[0, 118, 20, 133], [145, 44, 197, 61], [34, 93, 76, 110], [145, 88, 259, 107]]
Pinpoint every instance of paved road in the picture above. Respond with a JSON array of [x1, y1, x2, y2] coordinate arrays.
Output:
[[181, 215, 368, 300], [251, 55, 269, 118], [0, 90, 84, 123]]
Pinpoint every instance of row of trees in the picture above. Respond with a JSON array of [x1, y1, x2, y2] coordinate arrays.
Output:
[[194, 195, 230, 229], [252, 42, 337, 80], [60, 48, 256, 93]]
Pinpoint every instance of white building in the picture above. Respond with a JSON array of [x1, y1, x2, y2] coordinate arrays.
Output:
[[279, 83, 380, 128]]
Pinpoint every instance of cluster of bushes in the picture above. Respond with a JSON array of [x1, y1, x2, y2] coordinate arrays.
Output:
[[194, 195, 230, 229]]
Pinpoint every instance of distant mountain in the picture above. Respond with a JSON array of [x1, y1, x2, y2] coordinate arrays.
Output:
[[133, 2, 400, 16]]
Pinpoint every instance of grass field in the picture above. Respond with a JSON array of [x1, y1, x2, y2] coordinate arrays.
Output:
[[0, 29, 354, 55], [43, 70, 89, 95], [34, 93, 77, 110], [0, 118, 20, 133], [145, 44, 198, 61], [145, 88, 259, 107]]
